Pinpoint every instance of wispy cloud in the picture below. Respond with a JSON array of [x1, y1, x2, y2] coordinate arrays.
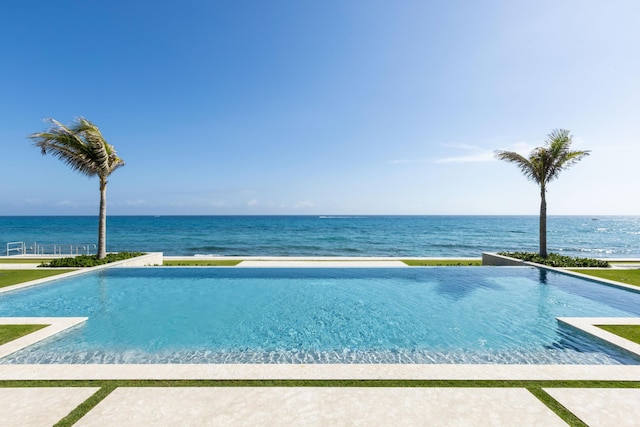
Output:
[[246, 199, 259, 207], [434, 144, 495, 163], [390, 143, 500, 165], [55, 200, 82, 208], [294, 201, 315, 208], [436, 152, 496, 164], [435, 144, 496, 164], [389, 139, 560, 166], [387, 157, 430, 165], [501, 141, 535, 156]]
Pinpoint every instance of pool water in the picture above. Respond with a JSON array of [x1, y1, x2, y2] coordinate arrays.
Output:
[[1, 267, 639, 364]]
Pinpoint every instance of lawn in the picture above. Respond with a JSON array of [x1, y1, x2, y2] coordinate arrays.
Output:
[[0, 324, 48, 345], [0, 270, 75, 289], [569, 269, 640, 287], [0, 259, 54, 264], [402, 259, 482, 266], [597, 325, 640, 345], [163, 260, 242, 266]]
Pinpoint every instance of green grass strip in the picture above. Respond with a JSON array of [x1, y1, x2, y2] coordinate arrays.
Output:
[[402, 259, 482, 266], [54, 385, 117, 427], [0, 259, 54, 264], [163, 260, 242, 266], [0, 324, 48, 345], [0, 270, 75, 289], [597, 325, 640, 344], [527, 387, 588, 427], [570, 269, 640, 287]]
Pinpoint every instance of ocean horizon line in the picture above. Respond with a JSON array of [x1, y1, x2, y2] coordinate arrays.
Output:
[[2, 216, 638, 258], [1, 214, 638, 218]]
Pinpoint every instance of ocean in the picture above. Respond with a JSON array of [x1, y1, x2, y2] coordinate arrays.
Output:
[[1, 216, 639, 258]]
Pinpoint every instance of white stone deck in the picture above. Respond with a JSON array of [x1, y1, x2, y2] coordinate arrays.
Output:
[[1, 256, 639, 425]]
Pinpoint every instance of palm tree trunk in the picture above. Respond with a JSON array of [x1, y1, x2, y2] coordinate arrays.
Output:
[[539, 187, 547, 258], [97, 177, 107, 259]]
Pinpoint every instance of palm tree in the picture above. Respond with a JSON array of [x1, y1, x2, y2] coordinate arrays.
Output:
[[29, 118, 125, 259], [495, 129, 589, 258]]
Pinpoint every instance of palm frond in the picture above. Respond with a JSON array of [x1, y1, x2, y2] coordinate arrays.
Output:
[[494, 150, 541, 184], [496, 129, 589, 188], [545, 128, 571, 147], [29, 117, 124, 178], [543, 129, 590, 184]]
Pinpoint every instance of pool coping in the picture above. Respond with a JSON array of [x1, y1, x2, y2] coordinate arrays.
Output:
[[0, 363, 639, 381], [557, 317, 640, 359], [0, 317, 87, 359], [0, 253, 162, 295], [1, 258, 640, 381]]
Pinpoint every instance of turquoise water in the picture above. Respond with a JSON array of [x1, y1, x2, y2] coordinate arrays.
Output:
[[1, 215, 639, 257], [1, 267, 639, 364]]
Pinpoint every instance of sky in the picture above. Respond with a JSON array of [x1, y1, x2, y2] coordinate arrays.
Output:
[[1, 0, 639, 216]]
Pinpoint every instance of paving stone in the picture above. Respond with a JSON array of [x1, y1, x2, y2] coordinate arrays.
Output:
[[0, 387, 99, 427], [75, 387, 566, 426], [545, 388, 640, 427]]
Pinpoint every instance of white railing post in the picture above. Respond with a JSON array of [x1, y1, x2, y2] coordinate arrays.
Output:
[[6, 242, 26, 256], [5, 241, 97, 256]]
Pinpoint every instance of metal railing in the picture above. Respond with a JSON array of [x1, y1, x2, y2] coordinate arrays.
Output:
[[6, 242, 25, 256], [5, 242, 97, 256]]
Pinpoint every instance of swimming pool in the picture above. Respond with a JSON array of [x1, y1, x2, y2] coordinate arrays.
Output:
[[1, 267, 639, 364]]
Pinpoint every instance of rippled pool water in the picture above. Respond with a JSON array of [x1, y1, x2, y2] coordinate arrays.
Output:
[[1, 267, 639, 364]]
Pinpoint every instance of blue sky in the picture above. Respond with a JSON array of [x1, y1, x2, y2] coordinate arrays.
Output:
[[1, 0, 639, 216]]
